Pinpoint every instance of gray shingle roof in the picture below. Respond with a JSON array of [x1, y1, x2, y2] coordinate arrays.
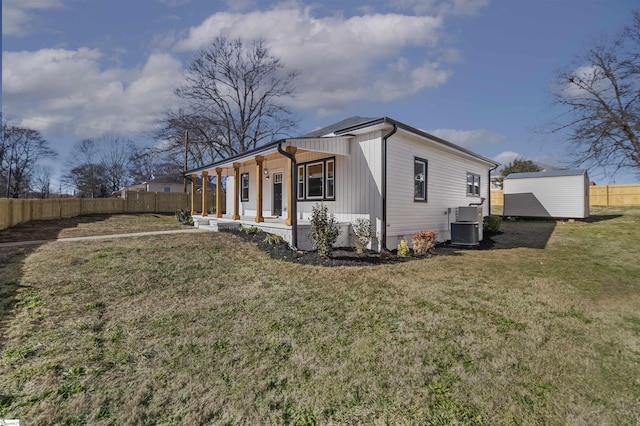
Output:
[[504, 169, 587, 179], [302, 116, 377, 138]]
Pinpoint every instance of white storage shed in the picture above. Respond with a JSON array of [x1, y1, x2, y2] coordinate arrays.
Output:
[[503, 170, 590, 219]]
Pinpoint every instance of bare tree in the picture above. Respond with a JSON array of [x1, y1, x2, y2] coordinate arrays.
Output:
[[159, 37, 299, 167], [551, 11, 640, 173], [31, 165, 53, 198], [129, 146, 183, 184], [63, 136, 136, 197], [1, 122, 57, 198], [98, 136, 135, 192]]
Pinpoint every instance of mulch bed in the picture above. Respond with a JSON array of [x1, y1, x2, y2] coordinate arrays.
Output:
[[223, 228, 498, 267]]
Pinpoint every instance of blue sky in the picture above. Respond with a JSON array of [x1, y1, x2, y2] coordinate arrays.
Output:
[[2, 0, 638, 186]]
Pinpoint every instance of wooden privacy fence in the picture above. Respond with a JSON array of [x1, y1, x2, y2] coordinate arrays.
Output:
[[491, 184, 640, 207], [0, 191, 221, 230]]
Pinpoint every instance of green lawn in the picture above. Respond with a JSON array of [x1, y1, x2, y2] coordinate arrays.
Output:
[[1, 208, 639, 425]]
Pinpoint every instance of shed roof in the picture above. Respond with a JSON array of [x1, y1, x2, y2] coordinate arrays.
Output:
[[504, 169, 587, 180]]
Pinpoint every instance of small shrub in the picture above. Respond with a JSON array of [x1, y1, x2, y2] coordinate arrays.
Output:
[[263, 234, 283, 245], [309, 203, 340, 258], [175, 209, 193, 225], [242, 226, 261, 235], [352, 218, 372, 253], [397, 239, 410, 257], [412, 230, 438, 255], [379, 249, 392, 260], [484, 215, 502, 232]]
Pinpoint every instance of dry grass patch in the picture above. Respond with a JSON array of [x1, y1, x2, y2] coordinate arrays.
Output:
[[0, 213, 184, 242], [1, 208, 639, 424]]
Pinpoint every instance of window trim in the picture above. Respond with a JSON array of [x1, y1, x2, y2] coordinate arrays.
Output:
[[241, 172, 250, 202], [414, 157, 428, 202], [296, 157, 336, 201], [466, 172, 481, 197]]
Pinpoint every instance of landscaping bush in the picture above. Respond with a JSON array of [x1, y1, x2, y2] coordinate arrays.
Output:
[[175, 209, 193, 225], [309, 203, 340, 258], [241, 225, 261, 235], [263, 234, 283, 245], [397, 239, 410, 257], [352, 218, 372, 253], [484, 215, 503, 233], [411, 230, 438, 255]]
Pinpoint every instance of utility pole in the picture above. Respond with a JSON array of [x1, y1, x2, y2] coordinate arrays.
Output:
[[183, 130, 188, 193], [5, 142, 15, 198]]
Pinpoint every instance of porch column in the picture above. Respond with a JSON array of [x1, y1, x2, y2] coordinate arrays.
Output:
[[201, 171, 208, 216], [285, 146, 297, 226], [232, 163, 241, 220], [190, 174, 197, 214], [255, 155, 264, 223], [215, 167, 223, 218]]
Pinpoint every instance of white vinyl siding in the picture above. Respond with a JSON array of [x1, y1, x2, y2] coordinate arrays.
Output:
[[294, 131, 383, 246], [503, 173, 589, 218], [386, 131, 491, 245]]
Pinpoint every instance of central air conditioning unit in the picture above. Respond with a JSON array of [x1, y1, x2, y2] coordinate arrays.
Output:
[[450, 206, 481, 246], [450, 222, 479, 246]]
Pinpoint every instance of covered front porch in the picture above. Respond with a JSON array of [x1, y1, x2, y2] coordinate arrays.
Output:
[[186, 137, 352, 250]]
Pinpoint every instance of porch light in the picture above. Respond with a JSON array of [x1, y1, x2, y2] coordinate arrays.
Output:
[[264, 168, 270, 179]]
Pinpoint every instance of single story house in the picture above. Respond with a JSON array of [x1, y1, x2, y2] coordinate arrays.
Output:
[[119, 173, 215, 196], [185, 116, 499, 251]]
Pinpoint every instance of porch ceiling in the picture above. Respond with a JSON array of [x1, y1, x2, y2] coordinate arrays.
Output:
[[194, 136, 351, 175]]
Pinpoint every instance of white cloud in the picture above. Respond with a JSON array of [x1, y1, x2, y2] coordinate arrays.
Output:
[[173, 5, 450, 113], [2, 48, 183, 138], [2, 0, 63, 36], [390, 0, 488, 16], [427, 128, 506, 147], [223, 0, 256, 12], [493, 151, 520, 166], [158, 0, 190, 7], [559, 65, 613, 100]]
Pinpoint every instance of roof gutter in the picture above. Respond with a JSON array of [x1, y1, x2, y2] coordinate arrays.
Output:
[[381, 122, 397, 251], [278, 142, 297, 250], [488, 163, 499, 215]]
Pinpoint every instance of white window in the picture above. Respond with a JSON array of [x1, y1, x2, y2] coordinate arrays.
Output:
[[306, 162, 324, 199], [241, 173, 249, 201], [326, 159, 335, 200], [296, 157, 336, 201], [467, 172, 481, 196], [163, 187, 171, 193], [297, 165, 305, 200], [414, 158, 427, 202]]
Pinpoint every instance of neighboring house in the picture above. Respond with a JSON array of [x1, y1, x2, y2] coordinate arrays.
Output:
[[119, 173, 215, 196], [185, 116, 499, 251]]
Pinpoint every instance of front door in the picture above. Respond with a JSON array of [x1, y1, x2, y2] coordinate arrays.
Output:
[[273, 172, 283, 216]]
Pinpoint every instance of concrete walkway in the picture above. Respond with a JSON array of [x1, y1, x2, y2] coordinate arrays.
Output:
[[0, 228, 207, 248]]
